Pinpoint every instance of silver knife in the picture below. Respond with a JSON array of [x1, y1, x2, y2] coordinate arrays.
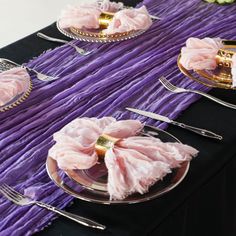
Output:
[[126, 107, 223, 140]]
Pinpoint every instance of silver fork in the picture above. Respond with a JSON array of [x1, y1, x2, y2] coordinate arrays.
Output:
[[159, 76, 236, 110], [37, 33, 92, 56], [0, 184, 106, 230], [0, 58, 58, 82]]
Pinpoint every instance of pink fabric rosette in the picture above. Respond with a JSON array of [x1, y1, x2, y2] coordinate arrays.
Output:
[[180, 37, 224, 70], [0, 67, 30, 107], [49, 117, 198, 200], [59, 0, 152, 34]]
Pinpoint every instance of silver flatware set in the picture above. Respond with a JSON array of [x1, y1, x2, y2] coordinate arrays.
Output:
[[2, 25, 236, 231], [0, 33, 92, 82]]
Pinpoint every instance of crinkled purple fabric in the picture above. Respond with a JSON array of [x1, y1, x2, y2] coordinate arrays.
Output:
[[0, 0, 236, 235]]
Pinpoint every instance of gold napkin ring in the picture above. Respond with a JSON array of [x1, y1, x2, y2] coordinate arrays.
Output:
[[215, 45, 236, 81], [216, 47, 235, 68], [98, 12, 114, 29], [95, 134, 120, 157]]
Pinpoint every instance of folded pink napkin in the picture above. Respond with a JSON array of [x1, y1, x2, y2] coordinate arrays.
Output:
[[49, 117, 198, 200], [59, 3, 102, 29], [0, 67, 30, 107], [103, 6, 152, 34], [180, 37, 223, 70], [59, 0, 152, 34], [59, 0, 122, 30]]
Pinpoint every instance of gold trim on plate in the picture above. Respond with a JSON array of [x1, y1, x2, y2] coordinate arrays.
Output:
[[177, 55, 235, 90], [57, 20, 146, 43], [0, 79, 33, 112]]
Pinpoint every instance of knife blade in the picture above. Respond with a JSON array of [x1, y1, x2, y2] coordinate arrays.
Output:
[[126, 107, 223, 140]]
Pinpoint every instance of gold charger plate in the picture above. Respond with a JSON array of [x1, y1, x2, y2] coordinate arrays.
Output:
[[56, 20, 147, 43], [46, 125, 190, 204], [177, 54, 235, 90], [177, 40, 236, 90]]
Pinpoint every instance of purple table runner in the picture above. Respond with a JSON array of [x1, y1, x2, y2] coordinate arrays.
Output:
[[0, 0, 236, 235]]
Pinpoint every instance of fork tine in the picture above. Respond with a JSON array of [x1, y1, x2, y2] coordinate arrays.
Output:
[[159, 76, 171, 89], [167, 81, 177, 90], [0, 190, 19, 204], [2, 184, 23, 200], [159, 76, 170, 86], [3, 184, 24, 198], [0, 185, 20, 203], [159, 76, 177, 91], [160, 77, 174, 89]]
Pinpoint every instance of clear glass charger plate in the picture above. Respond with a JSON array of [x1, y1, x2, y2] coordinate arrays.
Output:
[[56, 20, 147, 43], [0, 62, 32, 112], [46, 125, 190, 204]]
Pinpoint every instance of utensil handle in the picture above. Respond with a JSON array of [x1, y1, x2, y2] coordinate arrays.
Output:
[[188, 89, 236, 109], [37, 32, 69, 44], [149, 14, 161, 20], [35, 202, 106, 230], [171, 121, 223, 140]]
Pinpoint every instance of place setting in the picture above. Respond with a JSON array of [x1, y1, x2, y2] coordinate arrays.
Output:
[[177, 37, 236, 90], [0, 66, 32, 112], [1, 0, 236, 235], [156, 37, 236, 111], [0, 0, 160, 113], [0, 0, 234, 206], [56, 0, 159, 43], [46, 117, 197, 205], [0, 58, 58, 112]]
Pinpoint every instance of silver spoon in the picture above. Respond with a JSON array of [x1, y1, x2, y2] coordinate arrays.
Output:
[[0, 58, 58, 81], [37, 32, 91, 56]]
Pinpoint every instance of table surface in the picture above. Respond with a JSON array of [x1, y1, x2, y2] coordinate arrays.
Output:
[[1, 1, 236, 236]]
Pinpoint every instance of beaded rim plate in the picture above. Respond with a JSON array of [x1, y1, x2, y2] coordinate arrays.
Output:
[[56, 20, 147, 43], [46, 125, 190, 204], [0, 63, 32, 112], [177, 41, 236, 90], [177, 54, 236, 90]]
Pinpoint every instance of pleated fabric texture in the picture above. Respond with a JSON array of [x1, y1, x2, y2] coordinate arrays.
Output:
[[0, 0, 236, 235]]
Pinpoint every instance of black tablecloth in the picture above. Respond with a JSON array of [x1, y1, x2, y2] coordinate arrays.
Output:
[[1, 1, 236, 235]]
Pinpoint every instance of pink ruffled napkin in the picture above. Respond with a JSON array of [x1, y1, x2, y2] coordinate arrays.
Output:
[[99, 0, 123, 12], [49, 117, 198, 200], [180, 37, 223, 70], [180, 37, 236, 87], [103, 6, 152, 34], [59, 3, 102, 30], [0, 67, 30, 107], [59, 0, 152, 34]]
